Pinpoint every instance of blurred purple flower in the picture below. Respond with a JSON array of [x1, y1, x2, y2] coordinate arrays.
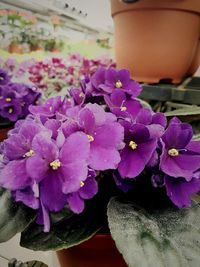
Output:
[[0, 68, 10, 85]]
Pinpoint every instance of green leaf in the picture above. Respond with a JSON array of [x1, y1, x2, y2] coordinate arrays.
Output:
[[107, 197, 200, 267], [20, 175, 117, 251], [165, 107, 200, 124], [0, 188, 35, 243]]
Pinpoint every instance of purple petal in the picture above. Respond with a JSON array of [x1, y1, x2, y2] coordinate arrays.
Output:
[[79, 108, 95, 134], [67, 192, 84, 214], [89, 146, 121, 170], [129, 124, 150, 144], [3, 134, 28, 160], [164, 175, 200, 208], [93, 122, 124, 149], [14, 187, 39, 209], [59, 161, 88, 194], [44, 119, 61, 139], [60, 131, 89, 164], [136, 108, 152, 125], [40, 172, 67, 212], [36, 201, 50, 232], [186, 140, 200, 154], [160, 148, 200, 180], [26, 155, 49, 182], [79, 175, 98, 199], [0, 160, 32, 190], [152, 113, 167, 128], [84, 103, 106, 126], [119, 138, 157, 178], [162, 122, 192, 149], [32, 133, 58, 162]]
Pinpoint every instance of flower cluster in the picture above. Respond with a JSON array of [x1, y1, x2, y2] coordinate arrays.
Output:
[[0, 68, 41, 122], [28, 55, 116, 96], [0, 67, 200, 233]]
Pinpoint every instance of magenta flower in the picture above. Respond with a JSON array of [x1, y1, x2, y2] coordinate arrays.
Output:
[[160, 118, 200, 180]]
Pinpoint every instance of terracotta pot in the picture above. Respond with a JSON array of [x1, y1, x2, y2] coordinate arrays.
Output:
[[111, 0, 200, 84], [30, 44, 43, 52], [187, 39, 200, 75], [56, 234, 127, 267], [50, 47, 60, 53], [8, 43, 23, 54]]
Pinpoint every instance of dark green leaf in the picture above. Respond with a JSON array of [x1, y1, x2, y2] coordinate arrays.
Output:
[[107, 197, 200, 267], [0, 188, 35, 243]]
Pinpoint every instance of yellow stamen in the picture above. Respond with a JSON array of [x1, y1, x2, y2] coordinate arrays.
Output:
[[87, 134, 94, 142], [129, 140, 137, 150], [8, 108, 13, 114], [168, 148, 179, 157], [50, 159, 61, 170], [115, 80, 122, 88], [79, 92, 85, 98], [24, 149, 34, 158], [5, 98, 12, 102], [80, 181, 85, 187], [0, 76, 4, 80], [120, 106, 127, 111]]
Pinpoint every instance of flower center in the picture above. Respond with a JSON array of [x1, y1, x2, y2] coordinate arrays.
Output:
[[129, 140, 137, 150], [8, 108, 13, 113], [24, 149, 34, 158], [5, 98, 12, 102], [79, 92, 85, 98], [0, 76, 4, 80], [115, 80, 122, 88], [87, 134, 94, 142], [80, 181, 85, 187], [120, 106, 127, 111], [50, 159, 61, 170], [168, 148, 179, 157]]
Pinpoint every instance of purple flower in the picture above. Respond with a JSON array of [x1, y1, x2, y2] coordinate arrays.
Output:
[[0, 100, 22, 121], [69, 87, 85, 105], [27, 131, 90, 231], [136, 108, 167, 138], [118, 122, 159, 178], [0, 68, 10, 85], [87, 67, 142, 98], [78, 104, 124, 170], [164, 173, 200, 208], [29, 96, 63, 118], [103, 68, 142, 97], [66, 170, 98, 213], [104, 90, 142, 120], [160, 118, 200, 180]]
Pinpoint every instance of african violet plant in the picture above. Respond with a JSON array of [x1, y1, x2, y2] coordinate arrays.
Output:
[[0, 68, 41, 123], [0, 67, 200, 267]]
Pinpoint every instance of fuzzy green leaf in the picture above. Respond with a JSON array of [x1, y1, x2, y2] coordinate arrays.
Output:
[[0, 188, 35, 243], [107, 197, 200, 267]]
